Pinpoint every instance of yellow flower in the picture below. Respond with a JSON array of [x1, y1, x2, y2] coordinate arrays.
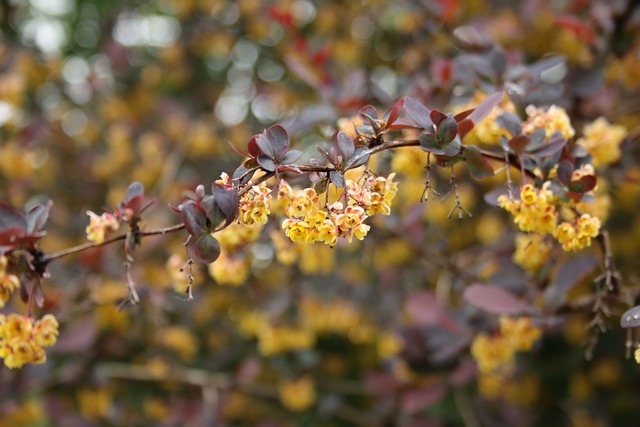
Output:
[[85, 210, 120, 244], [523, 105, 575, 139], [470, 333, 514, 374], [577, 117, 627, 167], [278, 376, 316, 412], [499, 316, 542, 351]]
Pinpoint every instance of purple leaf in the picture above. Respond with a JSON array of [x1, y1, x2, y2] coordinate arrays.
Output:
[[468, 91, 504, 125], [123, 181, 144, 205], [359, 105, 379, 122], [257, 155, 276, 172], [496, 111, 522, 137], [463, 283, 529, 315], [211, 183, 239, 228], [255, 133, 275, 159], [404, 97, 433, 129], [529, 133, 566, 157], [508, 134, 530, 155], [384, 97, 405, 125], [438, 117, 458, 144], [336, 130, 355, 159], [329, 170, 345, 188], [0, 201, 27, 230], [281, 150, 302, 165], [457, 118, 474, 140], [544, 255, 597, 310], [191, 233, 221, 264], [557, 161, 574, 185], [430, 110, 447, 127], [265, 124, 290, 151], [26, 201, 52, 234], [180, 201, 208, 235]]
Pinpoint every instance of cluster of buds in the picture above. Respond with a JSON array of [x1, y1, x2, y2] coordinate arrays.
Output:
[[279, 173, 397, 246], [238, 181, 271, 225], [0, 256, 20, 308], [85, 210, 120, 245], [498, 184, 558, 235], [0, 313, 59, 368]]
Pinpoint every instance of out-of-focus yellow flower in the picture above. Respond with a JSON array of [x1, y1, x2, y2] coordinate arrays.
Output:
[[523, 105, 575, 139], [78, 387, 112, 420], [513, 233, 550, 272], [499, 316, 542, 351], [278, 376, 316, 412], [470, 333, 515, 374], [577, 117, 627, 168], [376, 331, 404, 358], [208, 252, 249, 286], [158, 326, 199, 361], [0, 256, 20, 308], [257, 324, 315, 356]]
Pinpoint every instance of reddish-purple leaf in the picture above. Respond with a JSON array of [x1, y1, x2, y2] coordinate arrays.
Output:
[[0, 201, 27, 230], [257, 155, 276, 172], [468, 91, 504, 125], [496, 111, 522, 137], [543, 254, 597, 310], [529, 135, 567, 157], [463, 283, 528, 315], [557, 161, 574, 185], [280, 149, 302, 165], [457, 118, 474, 140], [401, 383, 446, 414], [404, 291, 444, 327], [438, 117, 458, 144], [191, 233, 221, 264], [228, 139, 250, 157], [211, 183, 239, 228], [329, 170, 345, 188], [336, 130, 355, 159], [0, 226, 27, 247], [26, 201, 52, 234], [180, 201, 208, 235], [255, 133, 276, 159], [247, 135, 261, 158], [358, 105, 379, 122], [404, 97, 433, 129], [430, 109, 447, 127], [454, 108, 474, 122], [265, 124, 290, 151], [123, 181, 144, 205], [384, 97, 405, 126], [508, 134, 530, 155]]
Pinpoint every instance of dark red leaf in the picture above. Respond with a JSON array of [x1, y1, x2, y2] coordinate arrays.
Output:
[[508, 134, 531, 155], [557, 161, 574, 185], [123, 181, 144, 205], [265, 124, 290, 153], [457, 118, 474, 140], [247, 135, 261, 158], [384, 97, 405, 126], [454, 108, 474, 122], [358, 105, 379, 122], [191, 233, 221, 264], [430, 110, 447, 127], [180, 201, 208, 235], [211, 183, 239, 228], [463, 283, 529, 315]]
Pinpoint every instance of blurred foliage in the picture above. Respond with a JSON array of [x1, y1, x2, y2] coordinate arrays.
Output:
[[1, 0, 640, 426]]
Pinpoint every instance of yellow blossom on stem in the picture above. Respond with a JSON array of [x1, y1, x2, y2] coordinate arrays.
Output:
[[85, 210, 120, 244], [0, 256, 20, 308], [0, 313, 59, 369]]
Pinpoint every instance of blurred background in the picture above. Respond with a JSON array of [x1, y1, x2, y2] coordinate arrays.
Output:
[[1, 0, 640, 426]]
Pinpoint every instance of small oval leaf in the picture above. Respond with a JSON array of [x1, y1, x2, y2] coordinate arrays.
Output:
[[192, 233, 221, 264], [463, 283, 529, 315]]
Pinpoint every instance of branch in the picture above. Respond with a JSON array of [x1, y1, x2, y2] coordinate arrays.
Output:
[[41, 222, 185, 264]]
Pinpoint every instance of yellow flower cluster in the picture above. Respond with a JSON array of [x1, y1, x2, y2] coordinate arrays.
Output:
[[239, 182, 271, 225], [498, 184, 558, 235], [0, 256, 20, 308], [85, 210, 120, 244], [513, 233, 551, 272], [576, 117, 627, 168], [279, 174, 397, 246], [554, 214, 601, 252], [522, 105, 575, 139], [0, 313, 59, 368], [257, 324, 315, 356], [278, 376, 316, 412], [208, 221, 263, 286], [471, 316, 542, 374]]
